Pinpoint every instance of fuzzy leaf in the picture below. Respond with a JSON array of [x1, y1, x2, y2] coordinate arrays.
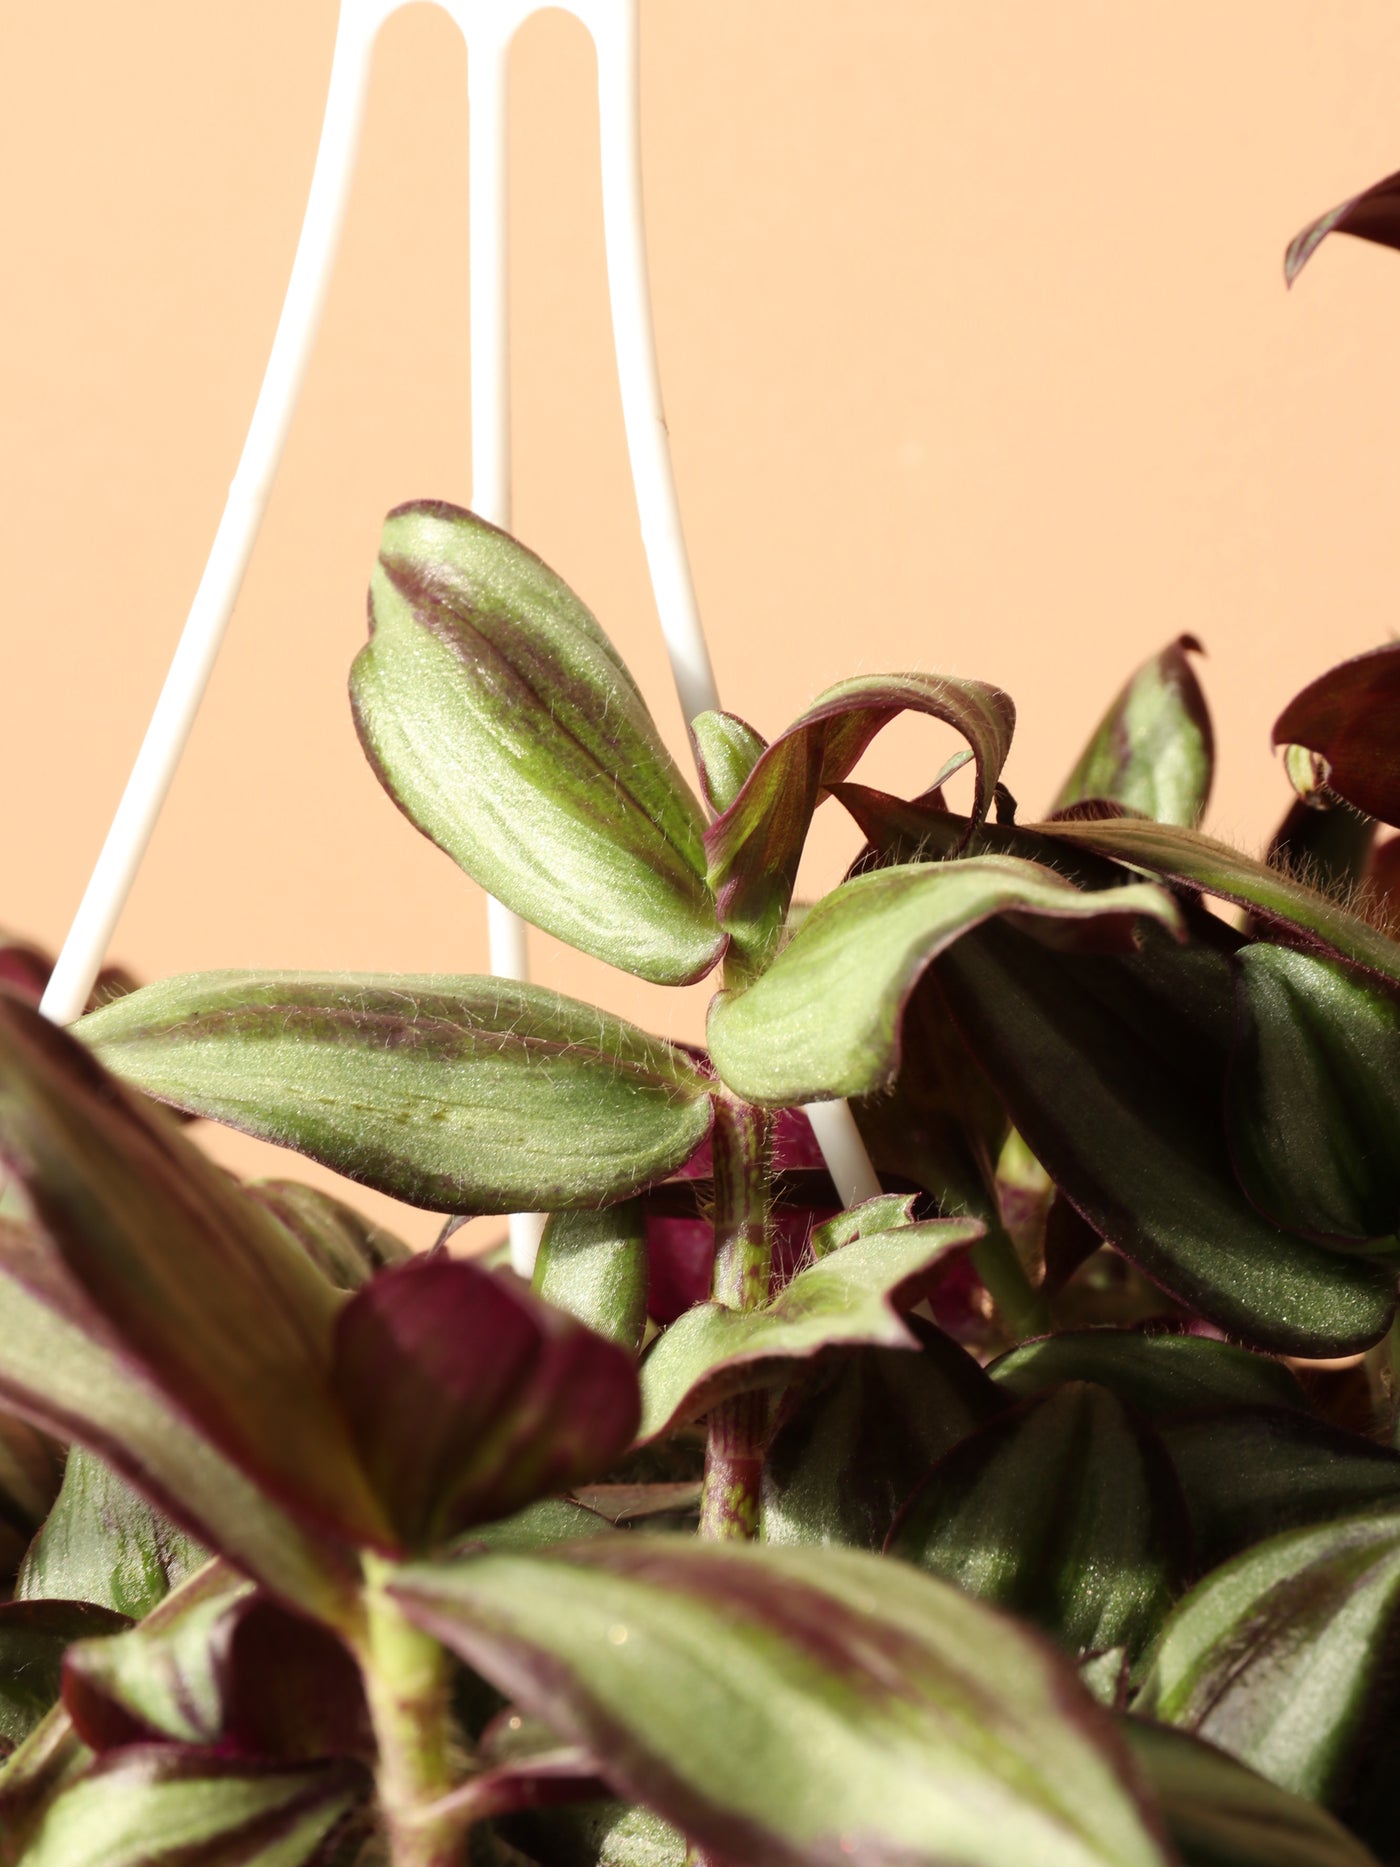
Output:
[[9, 1746, 364, 1867], [0, 1247, 361, 1629], [1054, 635, 1213, 827], [392, 1537, 1172, 1867], [706, 856, 1182, 1106], [1158, 1407, 1400, 1572], [1286, 166, 1400, 285], [1033, 817, 1400, 990], [1121, 1721, 1382, 1867], [637, 1206, 983, 1441], [17, 1448, 205, 1620], [690, 711, 767, 817], [935, 921, 1396, 1355], [1266, 795, 1376, 909], [889, 1383, 1188, 1660], [1228, 946, 1400, 1247], [79, 972, 714, 1214], [244, 1181, 411, 1291], [332, 1257, 640, 1549], [0, 996, 390, 1559], [351, 501, 722, 985], [988, 1331, 1311, 1420], [61, 1561, 371, 1764], [534, 1204, 649, 1353], [761, 1321, 1005, 1549], [1136, 1506, 1400, 1846], [0, 1602, 127, 1754], [704, 673, 1016, 974]]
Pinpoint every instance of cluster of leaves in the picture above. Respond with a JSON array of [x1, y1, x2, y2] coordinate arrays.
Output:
[[1, 174, 1400, 1866]]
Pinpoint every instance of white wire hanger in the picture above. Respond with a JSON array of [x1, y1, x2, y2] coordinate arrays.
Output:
[[37, 0, 880, 1271]]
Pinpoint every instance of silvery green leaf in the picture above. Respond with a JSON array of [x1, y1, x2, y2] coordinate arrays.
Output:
[[80, 972, 714, 1214], [351, 502, 723, 985]]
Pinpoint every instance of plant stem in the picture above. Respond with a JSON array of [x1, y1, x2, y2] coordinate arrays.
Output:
[[359, 1555, 466, 1867], [701, 1096, 773, 1540], [972, 1224, 1050, 1342]]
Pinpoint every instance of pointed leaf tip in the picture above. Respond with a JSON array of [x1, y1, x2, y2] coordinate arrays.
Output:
[[1286, 166, 1400, 286]]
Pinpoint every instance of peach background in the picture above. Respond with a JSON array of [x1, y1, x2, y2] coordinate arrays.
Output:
[[3, 2, 1400, 1243]]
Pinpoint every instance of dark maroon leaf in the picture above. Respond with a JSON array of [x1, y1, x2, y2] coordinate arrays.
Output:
[[0, 994, 391, 1556], [1286, 166, 1400, 285], [1158, 1406, 1400, 1572], [1273, 645, 1400, 829], [331, 1257, 640, 1550], [933, 921, 1395, 1355]]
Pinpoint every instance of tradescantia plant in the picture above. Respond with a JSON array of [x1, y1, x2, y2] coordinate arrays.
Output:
[[3, 187, 1400, 1867]]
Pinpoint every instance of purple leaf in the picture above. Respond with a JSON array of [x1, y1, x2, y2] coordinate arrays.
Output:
[[332, 1257, 641, 1550], [1286, 166, 1400, 285], [1273, 644, 1400, 829]]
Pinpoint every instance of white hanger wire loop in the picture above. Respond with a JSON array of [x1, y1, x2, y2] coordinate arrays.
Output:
[[38, 0, 880, 1270]]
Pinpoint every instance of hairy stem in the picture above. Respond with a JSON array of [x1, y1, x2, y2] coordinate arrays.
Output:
[[359, 1555, 466, 1867], [701, 1096, 773, 1539], [972, 1224, 1050, 1341]]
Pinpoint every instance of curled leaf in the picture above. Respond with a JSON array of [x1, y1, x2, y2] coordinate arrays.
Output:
[[706, 856, 1182, 1106], [1286, 166, 1400, 285], [638, 1202, 982, 1441], [1272, 644, 1400, 830], [705, 672, 1016, 975]]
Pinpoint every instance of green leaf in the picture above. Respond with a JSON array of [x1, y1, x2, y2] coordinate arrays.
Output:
[[1228, 946, 1400, 1248], [0, 997, 391, 1558], [889, 1383, 1188, 1661], [391, 1537, 1172, 1867], [61, 1560, 371, 1764], [534, 1204, 649, 1353], [1121, 1720, 1383, 1867], [689, 710, 766, 817], [0, 1704, 92, 1860], [761, 1321, 1005, 1549], [12, 1748, 364, 1867], [1158, 1407, 1400, 1572], [934, 921, 1396, 1355], [17, 1448, 206, 1619], [244, 1180, 412, 1291], [1054, 635, 1213, 827], [987, 1331, 1311, 1420], [704, 672, 1016, 975], [351, 501, 722, 985], [637, 1204, 983, 1441], [495, 1798, 686, 1867], [0, 1249, 362, 1630], [79, 972, 714, 1214], [332, 1258, 640, 1549], [1136, 1507, 1400, 1847], [0, 1601, 127, 1754], [706, 856, 1182, 1106], [1033, 817, 1400, 990]]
